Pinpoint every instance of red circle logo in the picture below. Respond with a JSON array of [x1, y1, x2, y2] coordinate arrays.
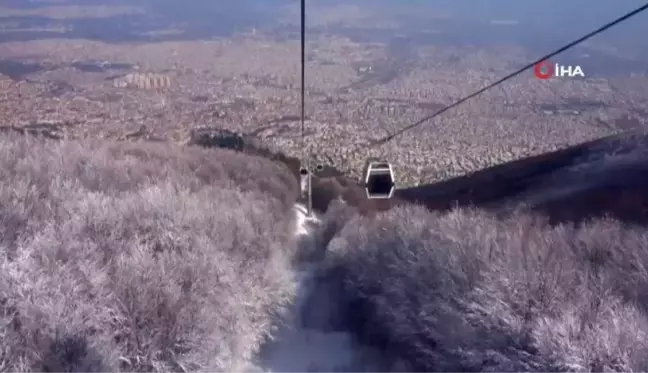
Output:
[[534, 60, 554, 80]]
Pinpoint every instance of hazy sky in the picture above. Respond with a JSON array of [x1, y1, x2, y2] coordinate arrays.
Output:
[[318, 1, 648, 42], [2, 0, 647, 56]]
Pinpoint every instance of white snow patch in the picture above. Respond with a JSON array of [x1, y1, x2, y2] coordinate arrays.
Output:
[[261, 327, 377, 372], [251, 203, 385, 372], [293, 203, 320, 237], [257, 266, 384, 372]]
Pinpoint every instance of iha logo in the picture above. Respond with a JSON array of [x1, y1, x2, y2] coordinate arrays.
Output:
[[534, 60, 585, 79]]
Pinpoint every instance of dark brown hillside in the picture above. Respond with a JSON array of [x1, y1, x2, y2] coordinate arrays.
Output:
[[393, 131, 648, 224]]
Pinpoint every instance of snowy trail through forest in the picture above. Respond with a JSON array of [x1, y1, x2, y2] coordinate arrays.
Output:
[[251, 203, 385, 372]]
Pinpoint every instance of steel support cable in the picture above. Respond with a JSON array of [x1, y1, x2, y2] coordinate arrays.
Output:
[[363, 2, 648, 148], [300, 0, 314, 215], [300, 0, 306, 155], [300, 0, 306, 151]]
